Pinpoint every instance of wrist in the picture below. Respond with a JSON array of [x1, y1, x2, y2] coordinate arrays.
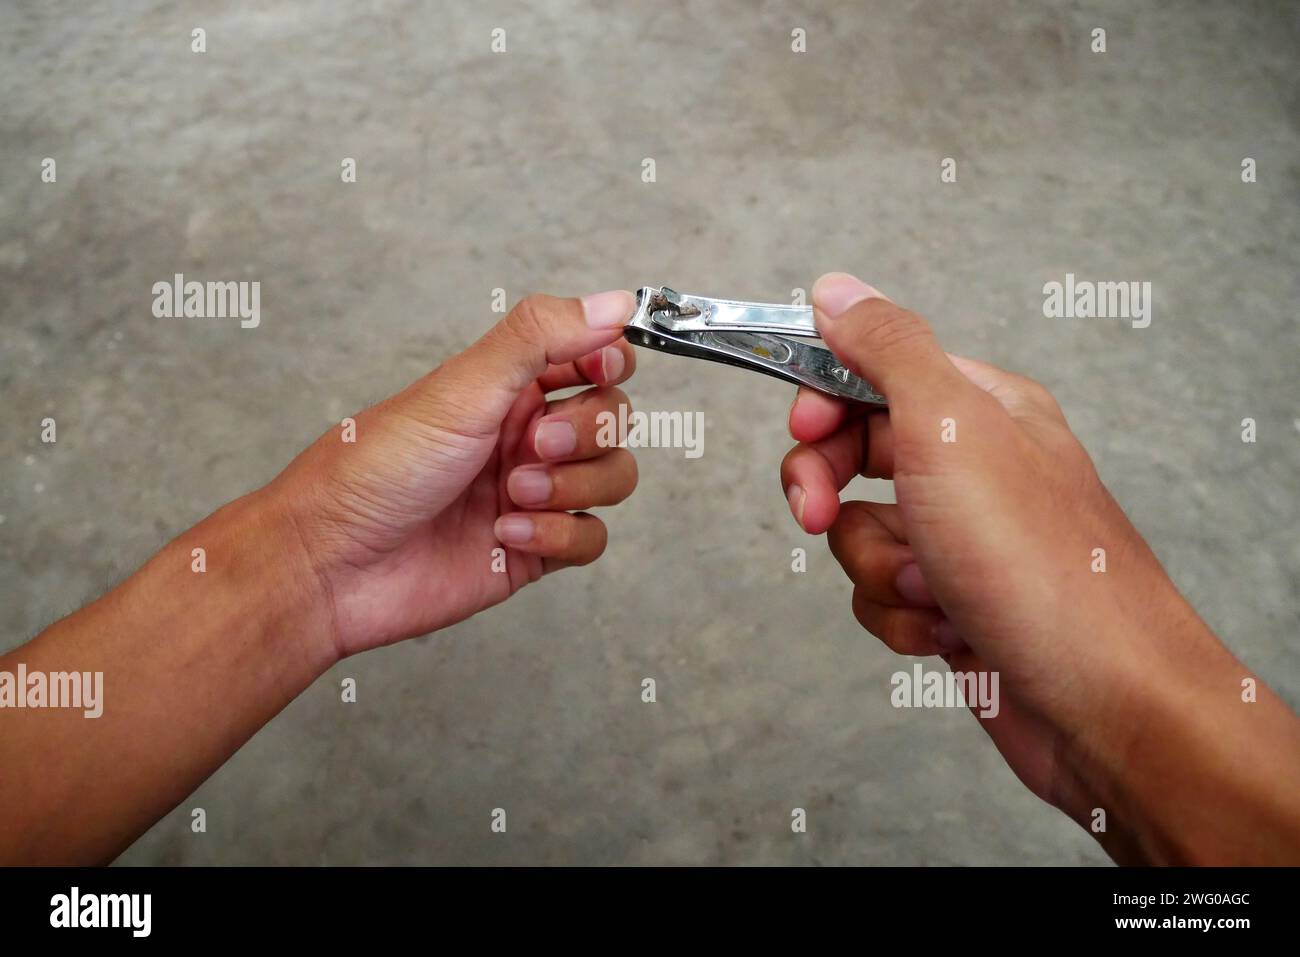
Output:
[[140, 487, 343, 677], [226, 487, 344, 672]]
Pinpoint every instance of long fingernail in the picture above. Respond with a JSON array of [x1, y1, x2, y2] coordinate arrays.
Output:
[[600, 345, 625, 383], [812, 273, 885, 318], [582, 290, 635, 329], [786, 484, 806, 529], [895, 563, 935, 605], [494, 515, 535, 545], [535, 419, 577, 459], [933, 619, 966, 652], [507, 467, 552, 506]]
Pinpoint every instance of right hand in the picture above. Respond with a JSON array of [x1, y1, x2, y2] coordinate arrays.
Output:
[[780, 272, 1300, 863]]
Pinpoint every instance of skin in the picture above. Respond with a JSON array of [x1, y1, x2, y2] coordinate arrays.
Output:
[[780, 272, 1300, 865], [2, 277, 1298, 865], [0, 291, 641, 864]]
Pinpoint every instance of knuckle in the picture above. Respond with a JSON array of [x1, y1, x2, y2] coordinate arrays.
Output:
[[1055, 431, 1095, 475], [861, 305, 931, 354], [558, 469, 590, 507], [1000, 370, 1065, 422], [598, 385, 631, 412], [852, 594, 911, 655], [827, 520, 870, 575], [506, 294, 552, 342], [557, 514, 582, 552], [1020, 377, 1059, 411], [851, 588, 885, 638], [829, 500, 871, 539]]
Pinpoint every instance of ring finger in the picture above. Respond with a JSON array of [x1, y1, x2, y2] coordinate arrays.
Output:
[[493, 510, 608, 565], [506, 449, 638, 510]]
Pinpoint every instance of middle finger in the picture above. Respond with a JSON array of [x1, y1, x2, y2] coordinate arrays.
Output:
[[523, 386, 632, 464]]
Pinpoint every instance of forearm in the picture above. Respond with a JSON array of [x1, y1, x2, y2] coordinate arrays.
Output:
[[0, 490, 336, 864], [1071, 607, 1300, 864]]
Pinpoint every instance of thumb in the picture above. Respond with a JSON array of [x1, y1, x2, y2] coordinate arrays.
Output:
[[405, 290, 634, 435], [811, 273, 984, 435]]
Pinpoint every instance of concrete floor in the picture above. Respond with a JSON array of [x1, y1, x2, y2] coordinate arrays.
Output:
[[2, 1, 1297, 865]]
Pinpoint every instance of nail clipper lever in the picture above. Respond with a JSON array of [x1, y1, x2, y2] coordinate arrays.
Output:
[[624, 287, 886, 404]]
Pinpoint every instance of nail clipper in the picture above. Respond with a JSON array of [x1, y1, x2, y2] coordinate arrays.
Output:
[[624, 287, 886, 404]]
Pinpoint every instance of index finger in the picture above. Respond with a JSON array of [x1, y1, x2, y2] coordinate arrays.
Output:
[[789, 386, 874, 443], [538, 339, 637, 393]]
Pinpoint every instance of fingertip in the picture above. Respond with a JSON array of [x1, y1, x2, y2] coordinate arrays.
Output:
[[812, 272, 888, 319], [494, 513, 535, 546], [782, 454, 840, 534], [506, 465, 553, 508], [895, 562, 937, 606], [612, 339, 636, 382], [789, 387, 848, 442], [933, 619, 967, 653], [581, 289, 636, 329], [497, 510, 608, 564], [800, 486, 840, 535], [786, 483, 807, 530], [570, 340, 637, 389], [577, 344, 623, 385]]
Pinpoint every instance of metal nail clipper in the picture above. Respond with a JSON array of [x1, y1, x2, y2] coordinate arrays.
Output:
[[624, 287, 887, 404]]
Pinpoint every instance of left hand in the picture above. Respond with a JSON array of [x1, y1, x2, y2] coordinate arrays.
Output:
[[265, 291, 639, 658]]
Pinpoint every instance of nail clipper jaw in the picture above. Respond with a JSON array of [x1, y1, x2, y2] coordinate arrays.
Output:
[[646, 287, 704, 331], [626, 287, 704, 351]]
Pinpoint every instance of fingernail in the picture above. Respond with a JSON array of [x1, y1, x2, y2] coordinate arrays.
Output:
[[535, 418, 577, 459], [507, 467, 552, 506], [494, 515, 535, 545], [786, 484, 806, 529], [600, 345, 625, 383], [933, 619, 967, 652], [812, 272, 885, 318], [895, 563, 935, 606], [582, 290, 634, 329]]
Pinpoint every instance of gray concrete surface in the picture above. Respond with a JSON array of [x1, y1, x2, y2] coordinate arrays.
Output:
[[2, 0, 1297, 864]]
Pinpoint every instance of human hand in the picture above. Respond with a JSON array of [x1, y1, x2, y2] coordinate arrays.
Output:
[[781, 272, 1300, 863], [264, 291, 639, 659], [0, 291, 641, 865]]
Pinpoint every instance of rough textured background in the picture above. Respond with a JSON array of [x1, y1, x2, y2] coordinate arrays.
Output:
[[1, 0, 1297, 865]]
